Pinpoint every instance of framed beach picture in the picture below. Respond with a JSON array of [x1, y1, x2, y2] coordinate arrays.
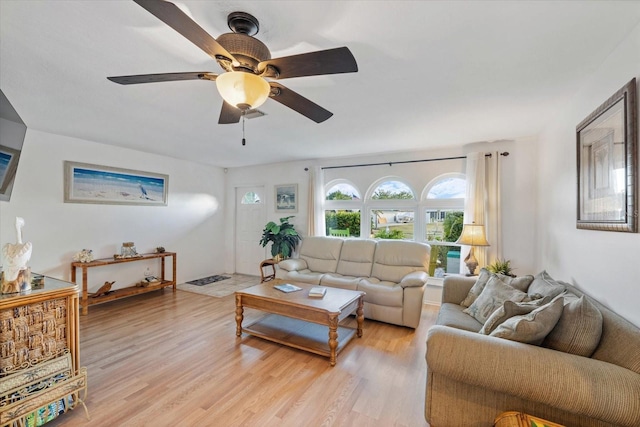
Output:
[[576, 78, 637, 232], [64, 161, 169, 206], [0, 145, 21, 196], [275, 184, 298, 213]]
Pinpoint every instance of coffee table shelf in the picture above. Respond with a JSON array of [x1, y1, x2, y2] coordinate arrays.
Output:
[[243, 313, 358, 358]]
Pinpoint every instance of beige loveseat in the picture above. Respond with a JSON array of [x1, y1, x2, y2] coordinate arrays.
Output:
[[277, 236, 431, 328], [425, 271, 640, 427]]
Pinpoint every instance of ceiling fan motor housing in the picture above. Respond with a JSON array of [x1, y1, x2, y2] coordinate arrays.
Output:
[[216, 33, 271, 73]]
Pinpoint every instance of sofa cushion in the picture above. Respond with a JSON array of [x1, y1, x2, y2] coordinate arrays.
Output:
[[370, 240, 430, 283], [463, 275, 529, 324], [461, 268, 534, 308], [335, 239, 376, 277], [320, 273, 360, 290], [358, 278, 403, 307], [527, 271, 566, 300], [298, 237, 344, 274], [490, 296, 564, 345], [543, 294, 603, 357], [284, 270, 324, 285], [479, 296, 552, 335], [437, 303, 483, 332]]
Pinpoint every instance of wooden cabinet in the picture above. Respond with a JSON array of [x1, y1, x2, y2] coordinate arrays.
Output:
[[0, 276, 88, 426], [71, 252, 177, 315]]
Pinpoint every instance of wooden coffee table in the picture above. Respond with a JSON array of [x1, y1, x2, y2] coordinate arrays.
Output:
[[235, 280, 365, 366]]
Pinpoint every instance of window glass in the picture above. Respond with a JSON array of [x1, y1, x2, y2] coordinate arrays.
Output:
[[427, 177, 466, 199], [370, 209, 414, 240], [371, 181, 415, 199], [426, 210, 463, 275], [325, 209, 361, 237], [326, 183, 360, 200], [241, 191, 261, 204]]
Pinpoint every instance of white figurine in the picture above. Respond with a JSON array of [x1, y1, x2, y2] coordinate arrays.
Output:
[[2, 217, 33, 286]]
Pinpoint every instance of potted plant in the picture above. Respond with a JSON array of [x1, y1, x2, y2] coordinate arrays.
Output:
[[259, 216, 301, 262], [487, 258, 516, 277]]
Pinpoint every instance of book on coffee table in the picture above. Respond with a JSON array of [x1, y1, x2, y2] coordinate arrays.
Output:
[[273, 283, 302, 293], [308, 286, 327, 298]]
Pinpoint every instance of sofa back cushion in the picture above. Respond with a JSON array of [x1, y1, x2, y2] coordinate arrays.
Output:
[[298, 236, 343, 274], [370, 240, 430, 283], [336, 239, 377, 277]]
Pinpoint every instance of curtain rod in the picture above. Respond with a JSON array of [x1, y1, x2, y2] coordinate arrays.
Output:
[[318, 152, 509, 171]]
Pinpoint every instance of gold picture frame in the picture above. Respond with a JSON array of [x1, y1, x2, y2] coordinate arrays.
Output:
[[576, 78, 637, 232]]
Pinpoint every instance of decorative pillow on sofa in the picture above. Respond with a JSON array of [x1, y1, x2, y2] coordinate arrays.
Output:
[[542, 294, 603, 357], [490, 297, 564, 345], [461, 268, 534, 308], [463, 275, 529, 324], [479, 296, 552, 335], [527, 271, 566, 300]]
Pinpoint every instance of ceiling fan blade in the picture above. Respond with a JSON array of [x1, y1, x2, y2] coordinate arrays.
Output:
[[268, 82, 332, 123], [218, 101, 242, 124], [133, 0, 236, 63], [107, 72, 215, 85], [259, 47, 357, 80]]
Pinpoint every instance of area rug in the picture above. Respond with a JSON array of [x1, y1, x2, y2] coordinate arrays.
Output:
[[177, 274, 259, 298], [187, 275, 230, 286]]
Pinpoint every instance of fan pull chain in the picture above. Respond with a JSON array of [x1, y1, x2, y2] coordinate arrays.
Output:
[[242, 114, 246, 146]]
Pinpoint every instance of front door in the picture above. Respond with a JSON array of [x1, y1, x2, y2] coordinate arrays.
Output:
[[235, 186, 267, 276]]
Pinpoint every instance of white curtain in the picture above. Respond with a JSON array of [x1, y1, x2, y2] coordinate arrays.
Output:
[[306, 166, 325, 236], [461, 152, 501, 273]]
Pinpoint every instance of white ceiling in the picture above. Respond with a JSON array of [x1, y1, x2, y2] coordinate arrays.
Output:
[[1, 1, 639, 168]]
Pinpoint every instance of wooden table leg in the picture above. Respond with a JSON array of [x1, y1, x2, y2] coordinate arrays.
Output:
[[328, 315, 339, 366], [235, 294, 244, 337], [81, 267, 88, 316], [356, 296, 364, 338]]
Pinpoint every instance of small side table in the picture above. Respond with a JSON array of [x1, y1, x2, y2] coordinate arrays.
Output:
[[259, 259, 277, 283]]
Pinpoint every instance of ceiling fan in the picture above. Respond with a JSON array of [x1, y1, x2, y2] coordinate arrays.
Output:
[[108, 0, 358, 124]]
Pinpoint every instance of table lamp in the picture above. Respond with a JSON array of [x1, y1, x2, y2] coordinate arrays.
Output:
[[455, 223, 490, 276]]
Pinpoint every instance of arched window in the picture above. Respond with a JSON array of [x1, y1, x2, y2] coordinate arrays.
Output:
[[422, 174, 466, 275], [367, 178, 417, 240], [241, 191, 261, 204], [324, 180, 361, 237]]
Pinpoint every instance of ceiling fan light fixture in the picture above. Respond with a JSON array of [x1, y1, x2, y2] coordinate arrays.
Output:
[[216, 71, 270, 111]]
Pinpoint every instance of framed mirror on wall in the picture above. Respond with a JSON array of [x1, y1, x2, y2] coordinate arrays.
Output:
[[576, 78, 637, 232], [0, 90, 27, 202]]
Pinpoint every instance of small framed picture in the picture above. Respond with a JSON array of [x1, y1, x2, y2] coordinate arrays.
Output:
[[275, 184, 298, 213]]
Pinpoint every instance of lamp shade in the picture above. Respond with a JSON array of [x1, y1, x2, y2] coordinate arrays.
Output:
[[456, 223, 490, 246], [216, 71, 270, 111]]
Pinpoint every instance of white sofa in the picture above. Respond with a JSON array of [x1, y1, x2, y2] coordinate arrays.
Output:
[[277, 236, 431, 328]]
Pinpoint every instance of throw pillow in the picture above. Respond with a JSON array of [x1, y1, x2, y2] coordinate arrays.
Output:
[[479, 296, 552, 335], [490, 297, 564, 345], [527, 271, 566, 300], [461, 269, 534, 307], [463, 275, 528, 324], [543, 294, 603, 357]]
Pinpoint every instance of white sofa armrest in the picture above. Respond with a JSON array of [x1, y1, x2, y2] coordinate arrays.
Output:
[[278, 258, 307, 272], [426, 325, 640, 427], [399, 271, 428, 288]]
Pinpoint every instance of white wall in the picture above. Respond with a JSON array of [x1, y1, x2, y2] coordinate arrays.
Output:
[[0, 129, 226, 292], [537, 23, 640, 326], [224, 139, 539, 277]]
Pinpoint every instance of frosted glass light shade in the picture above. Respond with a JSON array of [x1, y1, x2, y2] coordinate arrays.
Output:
[[216, 72, 270, 111], [456, 223, 490, 246]]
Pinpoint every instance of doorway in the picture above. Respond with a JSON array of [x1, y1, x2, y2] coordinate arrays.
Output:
[[235, 186, 267, 276]]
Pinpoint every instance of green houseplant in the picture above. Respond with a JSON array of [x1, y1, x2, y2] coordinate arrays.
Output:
[[259, 216, 301, 261], [487, 258, 515, 277]]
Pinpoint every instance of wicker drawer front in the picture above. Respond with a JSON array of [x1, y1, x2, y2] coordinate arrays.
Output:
[[0, 298, 68, 375]]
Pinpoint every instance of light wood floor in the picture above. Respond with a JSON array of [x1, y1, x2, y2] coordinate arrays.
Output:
[[48, 279, 438, 427]]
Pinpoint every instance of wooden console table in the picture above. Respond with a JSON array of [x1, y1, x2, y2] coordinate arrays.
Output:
[[71, 252, 176, 315]]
